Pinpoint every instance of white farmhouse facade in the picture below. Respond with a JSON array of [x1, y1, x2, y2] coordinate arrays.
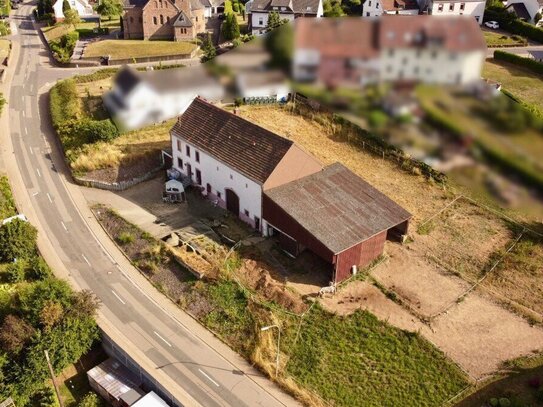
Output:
[[246, 0, 323, 35], [362, 0, 486, 24], [103, 66, 224, 131], [293, 16, 486, 88], [53, 0, 94, 20], [170, 97, 323, 232]]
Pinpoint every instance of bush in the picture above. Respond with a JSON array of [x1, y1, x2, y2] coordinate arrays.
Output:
[[368, 110, 389, 130], [50, 31, 79, 63], [28, 256, 52, 280], [0, 219, 38, 262], [78, 393, 101, 407], [494, 50, 543, 75], [117, 231, 134, 245], [6, 259, 27, 283], [49, 79, 80, 129], [498, 398, 511, 407], [79, 119, 119, 143], [0, 21, 11, 36]]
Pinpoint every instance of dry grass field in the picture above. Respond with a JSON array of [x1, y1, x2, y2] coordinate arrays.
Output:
[[83, 40, 196, 59]]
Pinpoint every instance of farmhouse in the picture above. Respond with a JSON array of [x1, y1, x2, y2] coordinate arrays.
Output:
[[122, 0, 206, 41], [103, 66, 224, 130], [293, 16, 486, 88], [170, 98, 411, 282], [246, 0, 323, 35]]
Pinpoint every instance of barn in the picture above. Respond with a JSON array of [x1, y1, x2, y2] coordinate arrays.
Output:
[[263, 163, 412, 283]]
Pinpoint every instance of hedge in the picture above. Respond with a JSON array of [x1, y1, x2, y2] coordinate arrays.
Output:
[[494, 50, 543, 75], [485, 8, 543, 43], [49, 31, 79, 64]]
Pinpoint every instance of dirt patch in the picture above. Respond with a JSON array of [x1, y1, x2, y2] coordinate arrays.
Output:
[[80, 151, 162, 184], [238, 257, 309, 315], [372, 243, 471, 317]]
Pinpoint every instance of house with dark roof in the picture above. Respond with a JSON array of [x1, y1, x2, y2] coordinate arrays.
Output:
[[103, 66, 223, 130], [293, 16, 486, 88], [504, 0, 543, 24], [122, 0, 205, 41], [170, 98, 411, 283], [246, 0, 323, 35]]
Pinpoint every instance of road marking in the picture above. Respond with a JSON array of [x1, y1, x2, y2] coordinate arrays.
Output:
[[61, 221, 68, 232], [46, 193, 52, 203], [32, 191, 39, 196], [81, 254, 91, 266], [153, 331, 172, 347], [22, 111, 25, 118], [111, 290, 126, 305], [198, 369, 220, 387], [36, 168, 41, 177], [24, 127, 28, 136], [29, 147, 33, 155]]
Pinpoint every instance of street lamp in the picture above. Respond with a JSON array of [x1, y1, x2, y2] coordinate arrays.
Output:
[[261, 324, 281, 378]]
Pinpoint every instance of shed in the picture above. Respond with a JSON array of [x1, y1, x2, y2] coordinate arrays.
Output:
[[87, 359, 142, 407], [263, 163, 412, 283]]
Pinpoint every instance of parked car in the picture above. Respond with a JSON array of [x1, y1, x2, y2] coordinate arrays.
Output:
[[485, 21, 499, 29]]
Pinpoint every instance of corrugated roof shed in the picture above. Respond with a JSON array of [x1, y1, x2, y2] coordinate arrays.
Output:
[[170, 97, 294, 184], [87, 359, 142, 401], [264, 162, 412, 253]]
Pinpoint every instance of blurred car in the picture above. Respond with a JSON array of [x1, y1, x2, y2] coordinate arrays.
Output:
[[485, 21, 499, 29]]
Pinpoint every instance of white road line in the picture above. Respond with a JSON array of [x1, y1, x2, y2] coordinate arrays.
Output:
[[46, 193, 52, 203], [32, 191, 39, 196], [61, 221, 68, 232], [22, 111, 25, 118], [111, 290, 126, 305], [29, 147, 33, 155], [81, 254, 91, 266], [36, 168, 41, 177], [24, 127, 28, 136], [153, 331, 172, 347], [198, 369, 220, 387]]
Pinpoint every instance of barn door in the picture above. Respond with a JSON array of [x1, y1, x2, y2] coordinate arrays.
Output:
[[225, 189, 239, 216]]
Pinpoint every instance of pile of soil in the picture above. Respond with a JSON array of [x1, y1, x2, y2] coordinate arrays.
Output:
[[81, 152, 161, 184], [240, 259, 309, 315]]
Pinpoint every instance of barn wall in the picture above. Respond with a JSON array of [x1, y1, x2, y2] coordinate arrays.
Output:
[[262, 194, 334, 263], [334, 230, 387, 282]]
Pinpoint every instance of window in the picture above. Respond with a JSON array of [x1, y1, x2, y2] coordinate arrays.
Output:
[[176, 139, 181, 151], [216, 166, 219, 171], [230, 174, 233, 180], [254, 216, 260, 230], [195, 151, 200, 163], [244, 209, 249, 217], [459, 2, 465, 9], [186, 145, 190, 157], [438, 3, 443, 11], [177, 157, 183, 168], [217, 191, 222, 199], [139, 16, 142, 22], [245, 183, 248, 188], [369, 1, 371, 5], [258, 17, 264, 25], [195, 169, 202, 185], [159, 0, 162, 7], [160, 15, 164, 24], [206, 183, 211, 194], [449, 3, 453, 11], [366, 11, 370, 15], [130, 16, 134, 23], [167, 16, 170, 22], [153, 16, 157, 24]]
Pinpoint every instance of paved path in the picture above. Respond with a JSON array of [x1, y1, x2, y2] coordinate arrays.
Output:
[[0, 2, 300, 407]]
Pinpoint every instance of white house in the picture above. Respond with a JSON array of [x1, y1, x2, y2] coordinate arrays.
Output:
[[505, 0, 543, 24], [53, 0, 95, 21], [362, 0, 486, 24], [199, 0, 224, 17], [246, 0, 323, 35], [169, 97, 323, 231], [103, 66, 224, 130], [293, 16, 487, 88]]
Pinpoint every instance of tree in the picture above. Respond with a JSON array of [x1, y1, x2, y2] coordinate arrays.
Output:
[[264, 21, 293, 69], [266, 11, 287, 31], [62, 0, 70, 12], [221, 13, 240, 40], [201, 32, 216, 62], [0, 315, 35, 354], [39, 301, 64, 330], [78, 393, 101, 407], [96, 0, 122, 20], [69, 290, 100, 319], [0, 218, 38, 262], [536, 12, 542, 24], [323, 0, 344, 16], [78, 119, 119, 143], [63, 8, 81, 26], [17, 278, 73, 326]]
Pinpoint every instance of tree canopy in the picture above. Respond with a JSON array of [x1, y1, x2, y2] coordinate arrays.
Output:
[[96, 0, 123, 20]]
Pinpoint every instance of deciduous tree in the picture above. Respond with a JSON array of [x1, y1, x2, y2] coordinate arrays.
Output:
[[0, 218, 38, 262], [0, 315, 35, 354]]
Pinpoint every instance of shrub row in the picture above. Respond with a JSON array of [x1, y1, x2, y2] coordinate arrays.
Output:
[[49, 31, 79, 64], [50, 79, 119, 152], [494, 50, 543, 75]]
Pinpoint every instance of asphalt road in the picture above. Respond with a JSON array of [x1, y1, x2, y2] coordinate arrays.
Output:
[[4, 4, 295, 407]]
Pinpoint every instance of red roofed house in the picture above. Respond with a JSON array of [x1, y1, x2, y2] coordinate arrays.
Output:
[[170, 98, 411, 283]]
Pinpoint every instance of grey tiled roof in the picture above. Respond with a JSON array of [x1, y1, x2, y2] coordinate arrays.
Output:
[[265, 163, 412, 253]]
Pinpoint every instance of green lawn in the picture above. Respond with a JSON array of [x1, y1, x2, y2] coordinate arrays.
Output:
[[483, 59, 543, 111], [83, 39, 197, 59], [0, 39, 10, 62], [286, 306, 468, 406], [41, 22, 98, 42], [483, 31, 527, 47]]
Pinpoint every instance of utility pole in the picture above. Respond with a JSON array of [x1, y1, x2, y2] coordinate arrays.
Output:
[[44, 350, 64, 407]]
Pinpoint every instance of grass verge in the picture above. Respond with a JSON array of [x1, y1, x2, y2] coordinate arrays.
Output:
[[483, 31, 527, 47]]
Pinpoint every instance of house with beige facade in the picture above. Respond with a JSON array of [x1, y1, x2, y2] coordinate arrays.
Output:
[[122, 0, 206, 41]]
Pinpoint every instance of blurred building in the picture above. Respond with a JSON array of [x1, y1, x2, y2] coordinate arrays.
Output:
[[122, 0, 206, 41], [362, 0, 486, 24], [505, 0, 543, 24], [246, 0, 323, 35], [53, 0, 95, 22], [104, 66, 224, 130], [235, 69, 291, 102], [293, 16, 486, 88]]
